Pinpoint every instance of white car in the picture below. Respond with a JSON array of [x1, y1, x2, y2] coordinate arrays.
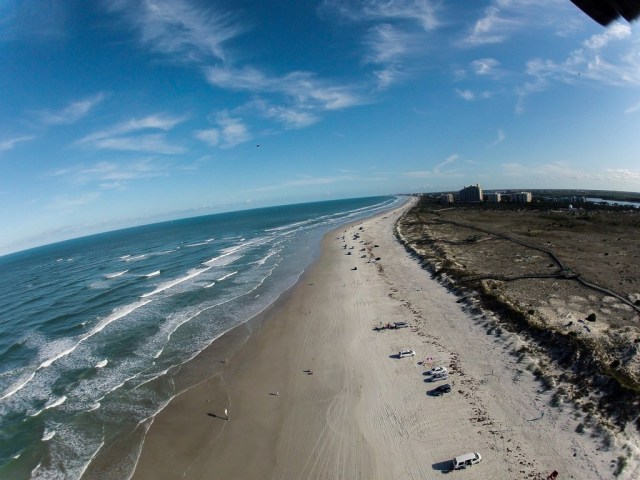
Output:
[[426, 366, 448, 375], [398, 349, 415, 358], [452, 452, 482, 469], [430, 372, 449, 382]]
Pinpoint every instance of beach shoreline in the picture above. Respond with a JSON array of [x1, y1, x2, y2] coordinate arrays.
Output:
[[130, 198, 620, 480]]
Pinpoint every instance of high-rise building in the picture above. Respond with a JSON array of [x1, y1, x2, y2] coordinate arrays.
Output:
[[485, 192, 501, 203], [512, 192, 532, 203], [459, 184, 483, 203]]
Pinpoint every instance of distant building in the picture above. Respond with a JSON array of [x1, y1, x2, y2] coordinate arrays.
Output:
[[440, 193, 454, 204], [485, 192, 501, 203], [512, 191, 532, 203], [459, 184, 483, 203]]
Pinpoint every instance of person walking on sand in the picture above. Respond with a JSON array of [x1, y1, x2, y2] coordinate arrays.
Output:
[[224, 408, 228, 420]]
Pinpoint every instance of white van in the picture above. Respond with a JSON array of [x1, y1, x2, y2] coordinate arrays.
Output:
[[452, 452, 482, 469]]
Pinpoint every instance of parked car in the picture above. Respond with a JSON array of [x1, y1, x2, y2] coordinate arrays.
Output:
[[432, 384, 451, 396], [398, 349, 415, 358], [426, 366, 447, 375], [394, 322, 409, 329], [429, 372, 449, 382], [452, 452, 482, 470]]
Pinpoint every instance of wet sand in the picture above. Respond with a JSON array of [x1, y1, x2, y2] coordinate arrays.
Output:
[[132, 199, 613, 480]]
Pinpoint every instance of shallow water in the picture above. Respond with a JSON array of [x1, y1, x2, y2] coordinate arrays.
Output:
[[0, 196, 402, 479]]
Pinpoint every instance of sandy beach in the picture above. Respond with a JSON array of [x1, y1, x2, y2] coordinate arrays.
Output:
[[132, 199, 619, 480]]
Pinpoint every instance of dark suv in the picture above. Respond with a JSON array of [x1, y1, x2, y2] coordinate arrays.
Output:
[[432, 384, 451, 396]]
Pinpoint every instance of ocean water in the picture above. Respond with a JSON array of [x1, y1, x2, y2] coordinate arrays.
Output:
[[0, 196, 402, 479]]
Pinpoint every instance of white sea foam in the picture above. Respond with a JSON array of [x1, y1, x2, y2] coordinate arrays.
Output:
[[0, 371, 35, 401], [75, 435, 105, 480], [143, 270, 161, 278], [95, 359, 108, 369], [185, 238, 215, 247], [140, 266, 211, 298], [204, 282, 216, 288], [30, 461, 41, 477], [38, 347, 76, 369], [31, 395, 67, 417], [203, 238, 264, 267], [123, 254, 146, 262], [105, 270, 128, 279], [87, 402, 100, 412], [216, 271, 238, 282], [42, 429, 56, 441], [254, 249, 279, 266], [29, 299, 152, 377]]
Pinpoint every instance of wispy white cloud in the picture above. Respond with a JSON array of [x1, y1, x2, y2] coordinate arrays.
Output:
[[502, 161, 592, 180], [433, 154, 459, 175], [246, 99, 319, 129], [625, 100, 640, 114], [77, 113, 187, 154], [0, 135, 35, 152], [456, 89, 475, 101], [49, 192, 101, 210], [471, 58, 500, 76], [249, 173, 358, 193], [50, 159, 172, 189], [464, 5, 520, 46], [195, 111, 250, 148], [91, 134, 185, 154], [36, 93, 106, 125], [463, 0, 577, 47], [364, 23, 410, 64], [516, 23, 640, 113], [205, 66, 364, 111], [500, 162, 640, 187], [404, 154, 461, 178], [106, 0, 244, 62], [363, 23, 419, 89], [321, 0, 439, 31], [488, 129, 506, 147], [322, 0, 441, 89]]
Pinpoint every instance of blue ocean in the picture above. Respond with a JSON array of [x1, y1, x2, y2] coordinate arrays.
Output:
[[0, 196, 402, 479]]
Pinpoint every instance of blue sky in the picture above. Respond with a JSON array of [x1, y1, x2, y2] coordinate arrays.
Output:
[[1, 0, 640, 255]]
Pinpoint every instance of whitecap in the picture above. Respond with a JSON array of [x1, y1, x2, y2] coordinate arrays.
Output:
[[95, 359, 108, 369], [0, 371, 36, 401], [31, 395, 67, 417], [124, 254, 146, 262], [42, 429, 56, 441], [105, 270, 128, 279], [217, 271, 238, 282], [204, 282, 216, 288], [140, 266, 211, 298], [33, 299, 151, 374], [143, 270, 161, 278], [87, 402, 100, 412]]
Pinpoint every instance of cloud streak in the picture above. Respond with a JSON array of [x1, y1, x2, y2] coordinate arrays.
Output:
[[106, 0, 244, 62], [0, 135, 35, 152], [50, 159, 172, 189], [516, 23, 640, 113], [463, 0, 577, 47], [77, 113, 187, 154], [321, 0, 440, 31], [36, 93, 106, 125]]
